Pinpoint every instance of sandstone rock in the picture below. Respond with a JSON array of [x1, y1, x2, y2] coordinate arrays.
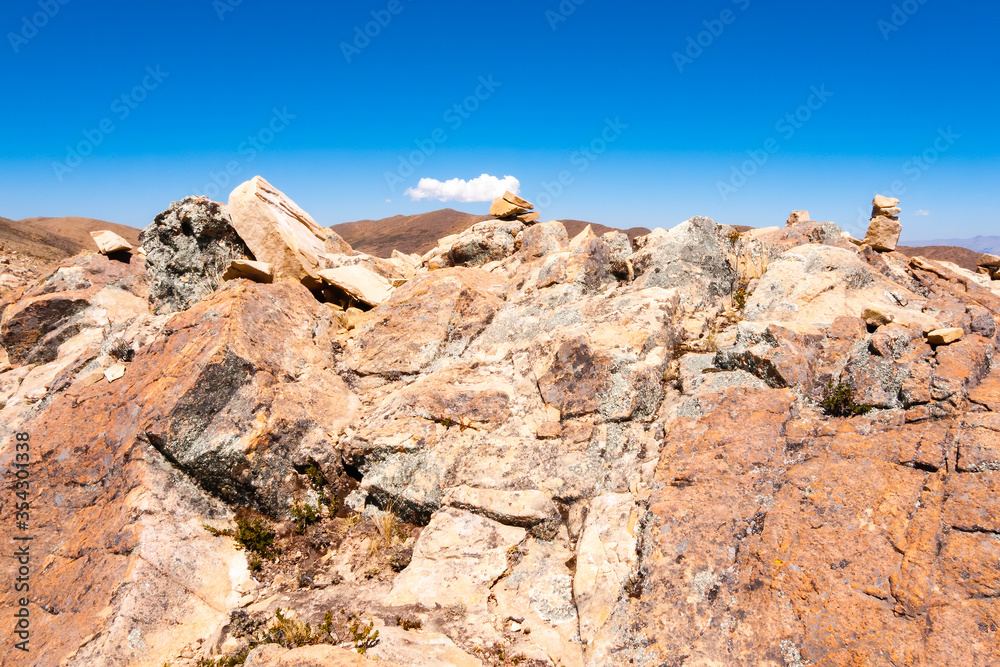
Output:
[[318, 264, 394, 307], [575, 493, 640, 644], [367, 626, 484, 666], [873, 194, 900, 209], [383, 507, 526, 611], [786, 210, 810, 226], [865, 215, 903, 251], [104, 363, 126, 382], [228, 176, 352, 290], [516, 211, 541, 224], [140, 196, 252, 313], [90, 230, 133, 254], [442, 485, 559, 529], [490, 191, 534, 219], [519, 221, 569, 258], [223, 259, 274, 283], [980, 252, 1000, 268], [743, 244, 940, 331], [928, 327, 964, 345]]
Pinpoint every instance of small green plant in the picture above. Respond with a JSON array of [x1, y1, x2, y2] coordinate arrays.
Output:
[[820, 381, 873, 418], [203, 517, 276, 558], [733, 284, 748, 311], [234, 516, 276, 556], [248, 554, 263, 573], [348, 616, 380, 654], [290, 500, 321, 535]]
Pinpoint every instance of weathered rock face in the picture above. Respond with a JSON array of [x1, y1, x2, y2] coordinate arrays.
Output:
[[135, 280, 359, 516], [140, 196, 252, 313], [3, 203, 1000, 667], [630, 216, 737, 309], [227, 176, 352, 290]]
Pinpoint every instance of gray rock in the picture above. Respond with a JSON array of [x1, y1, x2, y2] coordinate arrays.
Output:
[[449, 219, 525, 267], [140, 197, 253, 313], [631, 216, 737, 307]]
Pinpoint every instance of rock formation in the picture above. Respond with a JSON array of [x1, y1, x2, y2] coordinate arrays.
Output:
[[140, 196, 253, 313], [2, 183, 1000, 667], [865, 194, 904, 251], [228, 176, 353, 291], [90, 230, 134, 255], [489, 190, 538, 223]]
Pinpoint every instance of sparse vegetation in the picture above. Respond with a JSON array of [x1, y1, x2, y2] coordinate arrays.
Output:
[[290, 499, 321, 535], [204, 515, 277, 559], [395, 614, 423, 631], [195, 608, 377, 666], [109, 339, 134, 362], [820, 381, 874, 418]]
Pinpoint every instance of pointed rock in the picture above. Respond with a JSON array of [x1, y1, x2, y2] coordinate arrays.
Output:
[[228, 176, 352, 290], [90, 230, 133, 255]]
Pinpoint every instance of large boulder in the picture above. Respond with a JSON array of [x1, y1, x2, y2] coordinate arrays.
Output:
[[227, 176, 352, 290], [630, 216, 737, 309], [140, 196, 253, 313]]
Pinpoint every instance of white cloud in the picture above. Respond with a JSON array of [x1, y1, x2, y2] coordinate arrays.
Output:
[[914, 209, 930, 216], [404, 174, 520, 202]]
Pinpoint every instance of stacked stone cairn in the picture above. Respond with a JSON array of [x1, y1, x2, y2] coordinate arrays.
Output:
[[864, 195, 903, 251], [489, 191, 540, 224]]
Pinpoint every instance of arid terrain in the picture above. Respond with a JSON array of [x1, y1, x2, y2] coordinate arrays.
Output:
[[1, 186, 999, 667]]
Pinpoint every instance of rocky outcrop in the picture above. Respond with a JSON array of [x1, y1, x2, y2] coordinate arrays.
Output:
[[140, 196, 252, 313], [227, 176, 353, 290], [2, 198, 999, 667]]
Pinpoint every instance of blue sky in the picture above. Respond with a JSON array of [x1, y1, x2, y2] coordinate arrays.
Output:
[[1, 0, 997, 240]]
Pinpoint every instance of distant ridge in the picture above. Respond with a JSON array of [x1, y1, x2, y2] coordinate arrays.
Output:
[[901, 235, 999, 255], [331, 209, 652, 258]]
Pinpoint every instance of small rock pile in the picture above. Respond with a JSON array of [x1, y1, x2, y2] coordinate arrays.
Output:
[[979, 252, 1000, 280], [489, 190, 540, 223], [864, 194, 903, 251]]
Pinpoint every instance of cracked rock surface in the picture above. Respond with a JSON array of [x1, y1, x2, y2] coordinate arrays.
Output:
[[1, 209, 999, 666]]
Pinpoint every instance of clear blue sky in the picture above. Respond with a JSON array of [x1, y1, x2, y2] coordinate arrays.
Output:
[[1, 0, 997, 241]]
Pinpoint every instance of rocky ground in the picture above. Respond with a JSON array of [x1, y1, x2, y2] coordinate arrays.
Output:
[[1, 181, 999, 667]]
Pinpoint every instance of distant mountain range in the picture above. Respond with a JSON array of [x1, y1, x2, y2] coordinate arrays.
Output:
[[331, 208, 651, 258], [902, 236, 999, 255]]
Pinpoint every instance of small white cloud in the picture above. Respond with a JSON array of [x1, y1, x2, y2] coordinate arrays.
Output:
[[385, 199, 392, 203], [405, 174, 520, 203], [914, 209, 930, 216]]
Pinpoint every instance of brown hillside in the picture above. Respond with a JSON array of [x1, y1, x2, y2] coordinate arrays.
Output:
[[332, 209, 652, 258], [895, 245, 983, 272], [18, 216, 141, 251]]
